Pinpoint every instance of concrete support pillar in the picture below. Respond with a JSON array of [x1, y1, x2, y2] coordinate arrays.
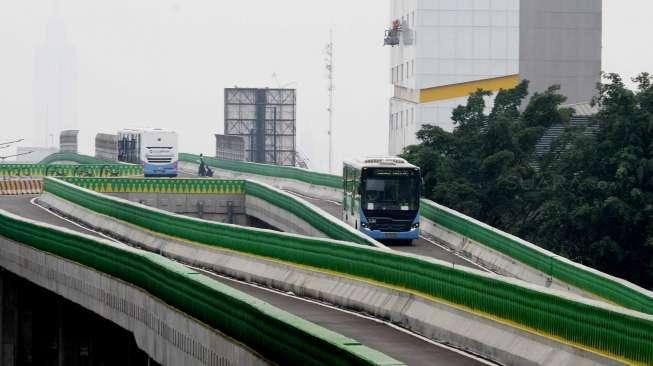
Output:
[[57, 299, 64, 366], [1, 271, 18, 366]]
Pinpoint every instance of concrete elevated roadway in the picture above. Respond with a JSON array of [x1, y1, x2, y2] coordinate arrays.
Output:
[[179, 169, 487, 272], [0, 194, 491, 366]]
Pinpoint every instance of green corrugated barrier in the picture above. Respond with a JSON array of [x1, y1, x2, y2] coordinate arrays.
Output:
[[182, 152, 653, 317], [0, 209, 403, 366], [420, 199, 653, 315], [43, 177, 653, 365], [245, 180, 375, 246], [39, 152, 118, 165], [60, 177, 244, 194], [58, 177, 378, 247], [0, 164, 143, 177], [180, 153, 342, 189]]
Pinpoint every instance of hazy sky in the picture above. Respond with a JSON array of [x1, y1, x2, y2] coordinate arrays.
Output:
[[0, 1, 651, 172]]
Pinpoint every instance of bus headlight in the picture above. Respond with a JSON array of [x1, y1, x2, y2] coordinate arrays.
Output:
[[411, 223, 420, 229], [361, 222, 368, 229]]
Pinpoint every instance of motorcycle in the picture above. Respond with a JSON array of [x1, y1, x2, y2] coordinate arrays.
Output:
[[198, 162, 214, 177]]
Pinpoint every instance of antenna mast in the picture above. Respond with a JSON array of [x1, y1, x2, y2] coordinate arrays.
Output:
[[325, 29, 334, 173]]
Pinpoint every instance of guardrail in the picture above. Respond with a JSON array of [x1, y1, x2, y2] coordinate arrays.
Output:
[[420, 199, 653, 315], [245, 179, 377, 246], [0, 208, 402, 366], [180, 153, 342, 189], [58, 177, 379, 247], [187, 154, 653, 315], [0, 164, 143, 177], [59, 177, 244, 194], [39, 152, 115, 165], [43, 177, 653, 365]]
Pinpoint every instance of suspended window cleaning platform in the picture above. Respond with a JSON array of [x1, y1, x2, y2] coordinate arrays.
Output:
[[384, 20, 401, 46]]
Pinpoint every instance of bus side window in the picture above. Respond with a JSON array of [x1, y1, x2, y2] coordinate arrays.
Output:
[[352, 169, 359, 214]]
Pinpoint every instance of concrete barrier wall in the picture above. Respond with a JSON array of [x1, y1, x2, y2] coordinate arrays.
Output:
[[0, 208, 401, 366], [58, 177, 381, 247], [119, 192, 247, 225], [39, 192, 634, 366], [42, 177, 653, 365], [0, 235, 268, 366], [244, 180, 382, 247], [420, 199, 653, 315]]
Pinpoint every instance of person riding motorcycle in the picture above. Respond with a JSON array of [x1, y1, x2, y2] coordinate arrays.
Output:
[[198, 154, 213, 177]]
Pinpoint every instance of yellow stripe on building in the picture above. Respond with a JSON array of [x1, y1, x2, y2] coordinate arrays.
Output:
[[419, 74, 520, 104]]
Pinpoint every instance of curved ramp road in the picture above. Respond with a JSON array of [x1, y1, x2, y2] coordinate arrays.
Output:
[[287, 191, 485, 271], [0, 194, 492, 366], [0, 195, 103, 238], [181, 167, 487, 271]]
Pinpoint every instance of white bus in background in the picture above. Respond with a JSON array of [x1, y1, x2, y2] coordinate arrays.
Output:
[[117, 128, 178, 177]]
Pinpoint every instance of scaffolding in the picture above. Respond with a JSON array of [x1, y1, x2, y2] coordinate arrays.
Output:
[[215, 134, 245, 161], [224, 88, 296, 166]]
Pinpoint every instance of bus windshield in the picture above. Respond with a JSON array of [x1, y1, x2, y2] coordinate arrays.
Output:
[[362, 168, 420, 211]]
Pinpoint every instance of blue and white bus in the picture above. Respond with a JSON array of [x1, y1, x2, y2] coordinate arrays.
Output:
[[343, 157, 421, 242], [118, 128, 178, 177]]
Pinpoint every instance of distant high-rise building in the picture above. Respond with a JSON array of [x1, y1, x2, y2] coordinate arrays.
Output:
[[387, 0, 602, 154], [34, 2, 78, 148]]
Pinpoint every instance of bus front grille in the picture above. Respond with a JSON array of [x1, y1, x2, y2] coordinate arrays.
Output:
[[368, 220, 412, 232], [147, 158, 173, 163]]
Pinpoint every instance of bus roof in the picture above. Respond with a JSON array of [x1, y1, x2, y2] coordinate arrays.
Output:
[[343, 156, 418, 170]]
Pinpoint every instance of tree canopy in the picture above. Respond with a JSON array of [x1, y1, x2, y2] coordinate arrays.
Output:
[[402, 73, 653, 289]]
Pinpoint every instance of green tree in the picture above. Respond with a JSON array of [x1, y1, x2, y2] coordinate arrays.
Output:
[[531, 73, 653, 286], [403, 74, 653, 288]]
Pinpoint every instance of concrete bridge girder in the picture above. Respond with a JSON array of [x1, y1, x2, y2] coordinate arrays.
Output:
[[0, 235, 268, 366]]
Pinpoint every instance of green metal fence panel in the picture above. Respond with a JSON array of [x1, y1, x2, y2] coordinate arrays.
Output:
[[180, 153, 343, 189], [59, 177, 243, 194], [39, 152, 117, 165], [420, 199, 653, 316], [43, 177, 653, 365], [0, 209, 403, 366], [244, 180, 376, 246], [0, 164, 143, 177]]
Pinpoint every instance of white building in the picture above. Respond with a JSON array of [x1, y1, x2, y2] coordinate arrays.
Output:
[[388, 0, 602, 154]]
